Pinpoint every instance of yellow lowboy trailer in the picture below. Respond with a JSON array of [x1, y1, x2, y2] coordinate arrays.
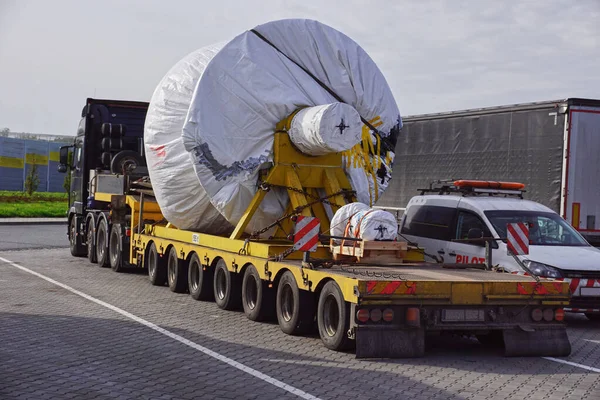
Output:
[[100, 115, 571, 358]]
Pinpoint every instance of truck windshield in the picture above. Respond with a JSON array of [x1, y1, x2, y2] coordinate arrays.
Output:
[[484, 210, 589, 247]]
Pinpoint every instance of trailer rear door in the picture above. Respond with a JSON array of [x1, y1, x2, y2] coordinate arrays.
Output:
[[564, 106, 600, 240]]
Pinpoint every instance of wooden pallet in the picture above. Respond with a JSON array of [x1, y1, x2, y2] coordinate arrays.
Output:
[[330, 239, 408, 264]]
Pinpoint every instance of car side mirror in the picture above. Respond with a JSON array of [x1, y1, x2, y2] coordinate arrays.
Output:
[[57, 164, 67, 173], [467, 228, 483, 240]]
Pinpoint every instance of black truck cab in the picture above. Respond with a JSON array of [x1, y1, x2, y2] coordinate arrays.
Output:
[[58, 98, 149, 256]]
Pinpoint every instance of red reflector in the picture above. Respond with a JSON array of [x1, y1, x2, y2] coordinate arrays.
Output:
[[356, 309, 369, 323], [406, 307, 420, 327], [382, 308, 394, 322], [542, 308, 554, 322], [555, 308, 565, 321], [125, 229, 131, 237], [370, 309, 382, 322], [531, 308, 543, 322]]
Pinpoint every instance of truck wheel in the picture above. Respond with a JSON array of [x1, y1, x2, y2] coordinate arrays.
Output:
[[276, 271, 314, 335], [86, 217, 97, 263], [109, 223, 126, 273], [69, 217, 86, 257], [110, 150, 144, 174], [242, 264, 274, 321], [586, 313, 600, 322], [317, 280, 352, 351], [95, 218, 110, 267], [146, 242, 167, 286], [188, 252, 213, 300], [213, 259, 241, 310], [167, 246, 188, 293]]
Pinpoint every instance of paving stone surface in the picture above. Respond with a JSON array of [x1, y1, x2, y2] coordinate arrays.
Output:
[[1, 245, 600, 399]]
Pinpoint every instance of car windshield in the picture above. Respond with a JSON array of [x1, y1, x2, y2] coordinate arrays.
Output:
[[484, 210, 589, 247]]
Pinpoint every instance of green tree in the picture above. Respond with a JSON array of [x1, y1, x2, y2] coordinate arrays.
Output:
[[0, 127, 9, 137], [24, 157, 40, 196]]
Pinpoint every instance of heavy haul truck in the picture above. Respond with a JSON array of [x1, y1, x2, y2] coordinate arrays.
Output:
[[59, 98, 572, 358]]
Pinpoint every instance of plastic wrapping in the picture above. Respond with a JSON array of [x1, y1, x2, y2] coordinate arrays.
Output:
[[146, 19, 401, 234], [330, 202, 397, 242], [288, 103, 363, 156]]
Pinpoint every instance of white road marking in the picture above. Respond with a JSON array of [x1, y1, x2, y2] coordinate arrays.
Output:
[[543, 357, 600, 373], [0, 256, 321, 400]]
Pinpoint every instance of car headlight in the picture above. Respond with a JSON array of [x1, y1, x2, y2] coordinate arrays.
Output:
[[523, 260, 563, 278]]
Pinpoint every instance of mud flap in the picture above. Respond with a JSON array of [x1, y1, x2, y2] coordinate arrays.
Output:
[[356, 327, 425, 358], [503, 326, 571, 357]]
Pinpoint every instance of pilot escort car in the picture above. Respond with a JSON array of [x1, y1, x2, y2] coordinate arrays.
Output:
[[399, 180, 600, 321]]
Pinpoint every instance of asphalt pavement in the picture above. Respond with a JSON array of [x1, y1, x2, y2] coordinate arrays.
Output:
[[0, 223, 67, 251], [0, 225, 599, 399]]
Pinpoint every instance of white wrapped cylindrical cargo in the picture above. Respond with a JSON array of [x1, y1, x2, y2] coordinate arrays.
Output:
[[330, 202, 398, 242], [145, 19, 401, 234]]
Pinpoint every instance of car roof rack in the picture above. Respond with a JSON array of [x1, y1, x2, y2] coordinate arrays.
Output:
[[418, 179, 525, 198]]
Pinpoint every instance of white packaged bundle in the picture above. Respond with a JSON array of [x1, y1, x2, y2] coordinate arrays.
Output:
[[330, 202, 397, 242], [145, 19, 401, 234]]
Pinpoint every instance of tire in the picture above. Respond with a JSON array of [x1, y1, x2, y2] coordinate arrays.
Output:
[[146, 242, 167, 286], [69, 216, 86, 257], [109, 223, 126, 272], [317, 280, 352, 351], [585, 313, 600, 322], [242, 264, 275, 321], [110, 137, 123, 150], [167, 246, 188, 293], [101, 137, 110, 152], [188, 252, 213, 300], [213, 259, 241, 310], [86, 216, 97, 263], [276, 271, 314, 335], [110, 150, 144, 174], [95, 218, 110, 268]]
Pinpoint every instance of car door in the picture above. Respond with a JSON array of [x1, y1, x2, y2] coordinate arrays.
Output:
[[400, 204, 456, 263], [445, 209, 491, 265]]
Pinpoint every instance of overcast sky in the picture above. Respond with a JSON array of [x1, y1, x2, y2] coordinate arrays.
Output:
[[0, 0, 599, 135]]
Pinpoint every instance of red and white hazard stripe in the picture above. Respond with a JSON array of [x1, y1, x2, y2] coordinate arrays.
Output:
[[293, 216, 320, 252], [507, 222, 529, 255]]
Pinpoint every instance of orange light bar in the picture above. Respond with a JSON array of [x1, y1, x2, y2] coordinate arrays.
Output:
[[454, 180, 525, 190]]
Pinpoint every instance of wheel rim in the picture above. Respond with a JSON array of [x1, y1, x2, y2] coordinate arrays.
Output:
[[97, 226, 105, 258], [190, 261, 199, 292], [323, 294, 340, 337], [216, 268, 227, 300], [148, 249, 156, 277], [87, 227, 93, 253], [281, 284, 294, 322], [245, 275, 258, 310], [168, 254, 176, 284], [109, 230, 119, 266], [70, 219, 76, 248]]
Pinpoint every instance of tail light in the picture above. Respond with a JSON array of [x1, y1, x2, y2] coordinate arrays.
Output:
[[531, 308, 543, 322], [542, 308, 554, 322], [382, 308, 394, 322], [125, 228, 131, 237], [370, 309, 382, 322], [554, 308, 565, 321], [356, 309, 369, 323], [406, 307, 420, 327]]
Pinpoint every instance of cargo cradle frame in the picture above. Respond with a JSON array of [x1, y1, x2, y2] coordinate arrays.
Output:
[[94, 114, 571, 358]]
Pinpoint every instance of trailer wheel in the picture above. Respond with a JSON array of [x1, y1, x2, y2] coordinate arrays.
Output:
[[109, 223, 127, 273], [276, 271, 314, 335], [213, 259, 241, 310], [95, 218, 110, 267], [69, 217, 86, 257], [86, 217, 97, 263], [188, 253, 213, 300], [242, 264, 274, 321], [317, 280, 352, 351], [147, 242, 167, 286], [167, 246, 188, 293]]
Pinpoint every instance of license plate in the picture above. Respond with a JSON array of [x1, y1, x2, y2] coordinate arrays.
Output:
[[580, 287, 600, 296], [442, 309, 485, 322]]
